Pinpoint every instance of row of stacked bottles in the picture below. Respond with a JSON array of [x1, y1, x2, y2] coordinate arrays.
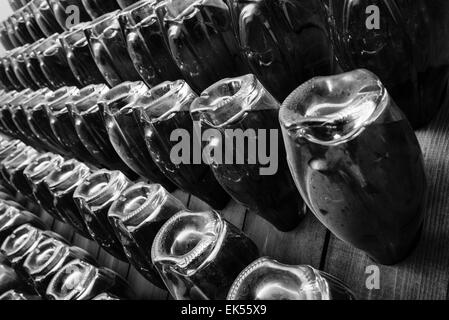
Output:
[[0, 0, 448, 300], [0, 135, 355, 300]]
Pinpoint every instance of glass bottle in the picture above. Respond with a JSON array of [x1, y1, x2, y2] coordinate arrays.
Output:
[[156, 0, 250, 93], [0, 263, 29, 296], [0, 290, 42, 300], [117, 0, 140, 9], [322, 0, 449, 128], [1, 146, 40, 194], [0, 58, 17, 92], [23, 238, 96, 296], [10, 45, 41, 90], [100, 81, 176, 189], [109, 182, 185, 288], [67, 85, 139, 179], [191, 74, 304, 232], [23, 153, 64, 201], [11, 89, 54, 152], [1, 50, 26, 91], [0, 139, 24, 163], [1, 225, 65, 280], [39, 159, 92, 237], [0, 207, 46, 244], [0, 88, 35, 140], [47, 0, 91, 31], [92, 293, 121, 300], [5, 17, 24, 49], [59, 23, 106, 87], [33, 33, 80, 89], [49, 84, 108, 166], [279, 69, 427, 265], [140, 80, 230, 209], [10, 10, 35, 45], [152, 210, 260, 300], [227, 257, 355, 300], [46, 259, 135, 300], [0, 21, 16, 51], [81, 0, 121, 19], [73, 170, 132, 260], [119, 0, 183, 88], [225, 0, 335, 101], [84, 10, 142, 87], [22, 2, 47, 42], [27, 87, 80, 156], [23, 39, 55, 90], [30, 0, 64, 37]]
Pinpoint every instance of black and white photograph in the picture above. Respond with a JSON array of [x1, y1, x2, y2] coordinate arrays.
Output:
[[0, 0, 448, 308]]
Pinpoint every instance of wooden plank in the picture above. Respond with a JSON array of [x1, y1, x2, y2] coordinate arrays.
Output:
[[97, 249, 130, 279], [127, 266, 168, 300], [52, 220, 75, 243], [322, 98, 449, 300], [72, 233, 101, 260], [243, 209, 328, 267]]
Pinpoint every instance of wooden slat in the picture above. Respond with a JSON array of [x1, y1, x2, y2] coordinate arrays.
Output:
[[127, 266, 168, 300], [322, 98, 449, 300], [243, 210, 328, 267]]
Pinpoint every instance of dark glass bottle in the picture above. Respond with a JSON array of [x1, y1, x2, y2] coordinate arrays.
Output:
[[39, 159, 92, 237], [81, 0, 121, 19], [322, 0, 449, 128], [0, 290, 42, 300], [23, 238, 96, 296], [28, 86, 80, 156], [11, 89, 54, 152], [0, 21, 15, 51], [47, 0, 91, 31], [140, 80, 230, 209], [33, 33, 80, 89], [225, 0, 335, 101], [22, 2, 47, 42], [109, 182, 185, 288], [0, 59, 17, 92], [30, 0, 64, 37], [119, 0, 183, 88], [279, 69, 427, 265], [84, 10, 142, 87], [91, 293, 121, 300], [100, 81, 175, 189], [23, 39, 55, 90], [5, 17, 24, 49], [59, 23, 107, 87], [10, 10, 35, 45], [227, 257, 355, 300], [152, 210, 260, 300], [0, 88, 35, 139], [9, 0, 24, 11], [117, 0, 140, 9], [156, 0, 250, 93], [0, 207, 46, 244], [191, 74, 304, 232], [73, 170, 132, 260], [46, 259, 135, 300], [49, 85, 108, 166], [1, 50, 25, 91], [0, 139, 24, 163], [67, 86, 139, 178], [23, 153, 64, 201], [0, 225, 65, 280], [1, 146, 40, 194], [0, 263, 29, 296], [10, 45, 41, 90]]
